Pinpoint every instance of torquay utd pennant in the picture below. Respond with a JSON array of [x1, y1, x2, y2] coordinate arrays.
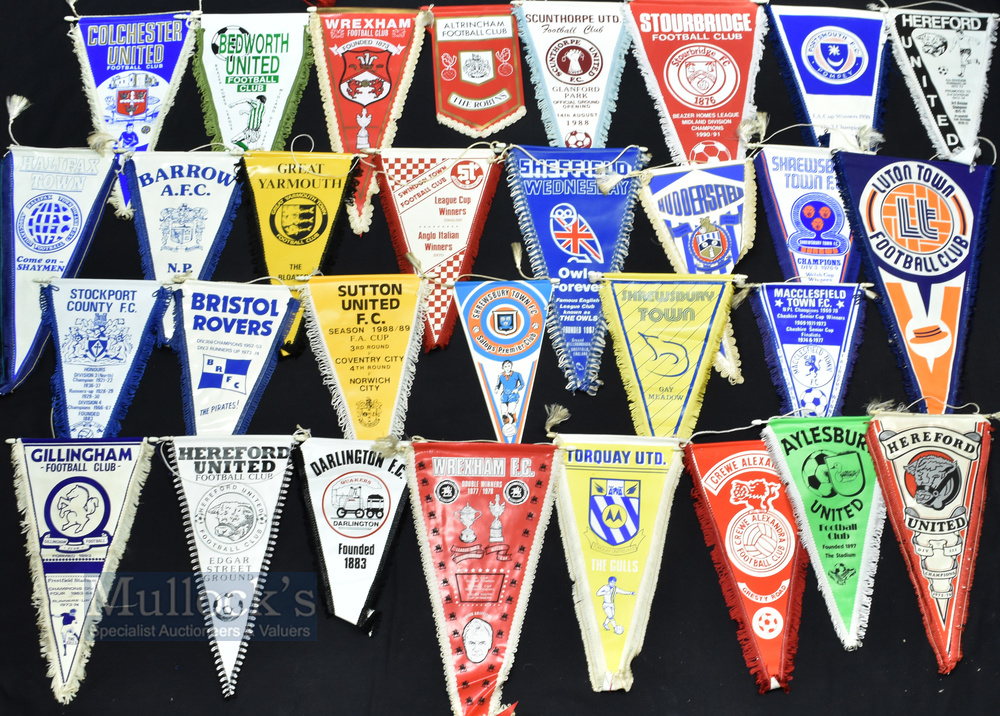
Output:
[[12, 437, 153, 703]]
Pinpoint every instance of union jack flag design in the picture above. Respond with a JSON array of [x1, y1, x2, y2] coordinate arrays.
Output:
[[550, 203, 604, 264]]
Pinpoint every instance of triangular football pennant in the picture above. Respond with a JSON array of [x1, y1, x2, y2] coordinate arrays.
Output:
[[685, 439, 809, 692], [11, 437, 153, 703], [507, 145, 647, 394], [408, 440, 558, 716], [866, 411, 992, 672], [374, 148, 504, 351], [835, 152, 993, 414], [762, 416, 885, 649], [173, 279, 299, 435], [514, 1, 631, 148], [625, 0, 767, 163], [1, 147, 117, 394], [454, 281, 553, 443], [556, 434, 685, 691], [168, 435, 295, 697], [310, 7, 428, 234]]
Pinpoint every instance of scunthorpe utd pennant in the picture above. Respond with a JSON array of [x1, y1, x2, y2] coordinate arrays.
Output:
[[507, 146, 647, 394], [375, 148, 504, 351], [409, 441, 558, 716], [12, 437, 153, 703], [866, 411, 992, 672]]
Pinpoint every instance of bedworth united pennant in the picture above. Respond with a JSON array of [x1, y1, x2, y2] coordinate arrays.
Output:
[[685, 440, 808, 692], [409, 441, 558, 716], [507, 146, 646, 394], [311, 7, 428, 234], [557, 434, 684, 691], [375, 148, 503, 351], [169, 435, 295, 697], [836, 153, 993, 414], [866, 411, 992, 672], [762, 416, 885, 649], [626, 0, 767, 163], [1, 147, 117, 394], [11, 437, 153, 703], [454, 281, 553, 443]]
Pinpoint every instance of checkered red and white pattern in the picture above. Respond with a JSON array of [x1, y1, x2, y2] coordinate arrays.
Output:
[[381, 156, 444, 188], [424, 250, 466, 342]]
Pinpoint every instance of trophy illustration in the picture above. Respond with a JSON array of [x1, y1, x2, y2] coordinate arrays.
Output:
[[356, 107, 372, 150], [457, 503, 481, 543], [488, 495, 505, 543]]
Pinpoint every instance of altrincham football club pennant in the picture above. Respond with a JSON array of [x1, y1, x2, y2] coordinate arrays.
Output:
[[514, 1, 631, 148], [11, 437, 153, 702], [556, 434, 685, 691], [454, 281, 553, 443], [507, 146, 646, 394], [866, 411, 992, 672], [685, 439, 808, 692], [168, 435, 295, 696], [311, 7, 428, 234], [626, 0, 767, 163], [1, 147, 117, 394], [375, 148, 503, 351], [408, 441, 558, 716], [836, 153, 993, 414], [762, 416, 885, 649]]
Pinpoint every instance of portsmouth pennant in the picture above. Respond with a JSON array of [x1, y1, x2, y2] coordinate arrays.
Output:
[[866, 411, 992, 672], [12, 437, 153, 703], [408, 441, 558, 716], [685, 439, 808, 692]]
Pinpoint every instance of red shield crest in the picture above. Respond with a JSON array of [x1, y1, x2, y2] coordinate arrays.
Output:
[[339, 49, 393, 107], [116, 89, 147, 116]]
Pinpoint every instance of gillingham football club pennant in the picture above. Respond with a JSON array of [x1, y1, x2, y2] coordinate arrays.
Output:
[[836, 153, 994, 414], [11, 437, 153, 703], [1, 147, 117, 394], [311, 7, 428, 234], [408, 441, 558, 716], [168, 435, 295, 696], [507, 146, 647, 394], [375, 148, 503, 351], [866, 411, 992, 672], [685, 439, 808, 692], [762, 416, 885, 649]]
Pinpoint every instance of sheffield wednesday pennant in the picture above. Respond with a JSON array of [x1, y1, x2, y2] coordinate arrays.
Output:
[[408, 441, 558, 716], [11, 437, 153, 703], [866, 411, 992, 672]]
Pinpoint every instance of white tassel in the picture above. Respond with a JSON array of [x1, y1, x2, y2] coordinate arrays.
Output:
[[594, 166, 625, 195], [856, 126, 885, 153], [6, 95, 31, 122], [115, 205, 135, 220], [405, 251, 423, 273], [739, 111, 769, 146], [865, 399, 898, 415], [511, 242, 523, 272], [544, 404, 571, 435], [372, 435, 406, 459], [87, 131, 117, 156]]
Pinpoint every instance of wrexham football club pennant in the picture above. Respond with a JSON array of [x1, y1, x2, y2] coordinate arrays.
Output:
[[168, 435, 295, 697], [408, 441, 558, 716], [556, 434, 684, 691], [1, 147, 117, 394], [762, 416, 885, 649], [626, 0, 767, 163], [454, 281, 553, 443], [311, 7, 428, 234], [836, 153, 994, 414], [866, 411, 992, 672], [685, 440, 808, 692], [514, 1, 631, 148], [507, 146, 646, 394], [11, 437, 153, 703]]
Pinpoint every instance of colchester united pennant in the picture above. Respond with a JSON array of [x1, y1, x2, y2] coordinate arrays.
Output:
[[685, 440, 808, 692], [12, 437, 153, 703], [409, 441, 558, 716], [866, 411, 992, 672]]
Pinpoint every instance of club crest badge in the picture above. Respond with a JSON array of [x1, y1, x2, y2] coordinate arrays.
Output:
[[341, 50, 393, 107], [589, 478, 640, 546], [17, 194, 83, 253], [160, 204, 207, 251], [802, 27, 868, 83], [664, 44, 741, 110], [195, 484, 268, 553], [42, 477, 112, 549], [548, 37, 603, 84]]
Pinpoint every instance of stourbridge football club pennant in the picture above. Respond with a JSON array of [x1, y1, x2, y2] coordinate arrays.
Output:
[[1, 147, 117, 394], [507, 146, 646, 394], [311, 7, 428, 234], [685, 440, 808, 692], [762, 416, 885, 649], [409, 441, 558, 716], [11, 437, 153, 703], [866, 411, 992, 672], [556, 434, 684, 691], [836, 153, 993, 414]]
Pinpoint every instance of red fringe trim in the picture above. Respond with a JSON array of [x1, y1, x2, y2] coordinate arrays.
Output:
[[778, 542, 809, 692]]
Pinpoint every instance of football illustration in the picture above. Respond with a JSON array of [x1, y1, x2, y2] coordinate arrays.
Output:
[[799, 386, 827, 416], [689, 140, 732, 164], [565, 130, 593, 148]]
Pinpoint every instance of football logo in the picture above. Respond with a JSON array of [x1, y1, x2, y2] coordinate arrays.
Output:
[[664, 44, 740, 110], [16, 193, 82, 253], [801, 27, 868, 84], [546, 37, 602, 85], [269, 193, 329, 245], [787, 192, 850, 256], [725, 478, 794, 577]]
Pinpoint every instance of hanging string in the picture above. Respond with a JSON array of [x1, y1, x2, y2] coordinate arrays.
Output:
[[285, 133, 360, 178], [156, 440, 181, 479], [188, 142, 241, 153], [740, 112, 883, 155], [404, 252, 556, 288], [511, 243, 532, 279], [870, 1, 980, 13], [6, 95, 30, 146], [868, 397, 986, 414], [65, 0, 81, 18], [685, 420, 767, 445], [544, 404, 570, 437]]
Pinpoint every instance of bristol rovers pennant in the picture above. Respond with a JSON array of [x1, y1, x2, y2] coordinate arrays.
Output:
[[409, 441, 558, 716], [12, 437, 153, 702], [866, 411, 992, 672]]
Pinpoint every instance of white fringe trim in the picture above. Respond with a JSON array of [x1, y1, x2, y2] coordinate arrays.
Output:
[[301, 285, 355, 439], [435, 106, 526, 139], [388, 279, 429, 438], [739, 6, 768, 161], [626, 11, 685, 163], [713, 317, 743, 385]]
